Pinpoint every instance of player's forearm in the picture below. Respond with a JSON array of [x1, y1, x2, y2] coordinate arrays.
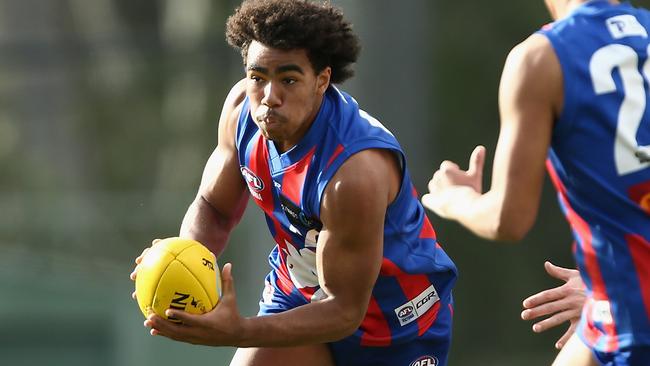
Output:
[[179, 195, 243, 257], [236, 297, 363, 347], [449, 189, 531, 242]]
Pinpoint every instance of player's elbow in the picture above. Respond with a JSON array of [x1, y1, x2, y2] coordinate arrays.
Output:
[[494, 222, 529, 242], [493, 209, 536, 242], [338, 308, 365, 338], [327, 299, 366, 339], [490, 205, 537, 243]]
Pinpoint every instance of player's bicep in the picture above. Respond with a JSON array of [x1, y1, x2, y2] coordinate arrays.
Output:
[[492, 35, 561, 223], [198, 80, 249, 215], [316, 149, 398, 318]]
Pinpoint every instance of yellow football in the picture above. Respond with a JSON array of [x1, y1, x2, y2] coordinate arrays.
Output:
[[135, 237, 221, 322]]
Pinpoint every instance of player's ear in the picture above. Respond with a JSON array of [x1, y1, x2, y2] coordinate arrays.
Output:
[[316, 66, 331, 95]]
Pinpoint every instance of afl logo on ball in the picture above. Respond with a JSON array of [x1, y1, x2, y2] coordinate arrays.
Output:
[[241, 166, 264, 191], [409, 356, 438, 366]]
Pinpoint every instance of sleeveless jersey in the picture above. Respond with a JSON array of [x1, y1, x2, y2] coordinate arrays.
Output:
[[538, 0, 650, 352], [235, 85, 458, 347]]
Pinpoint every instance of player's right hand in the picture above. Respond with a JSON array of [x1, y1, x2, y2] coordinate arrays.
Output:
[[130, 238, 161, 300], [521, 261, 585, 349], [421, 145, 485, 220], [144, 262, 246, 347]]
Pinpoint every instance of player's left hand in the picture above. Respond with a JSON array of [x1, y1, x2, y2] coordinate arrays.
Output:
[[130, 238, 162, 300], [143, 262, 248, 347], [421, 145, 485, 219], [521, 261, 586, 349]]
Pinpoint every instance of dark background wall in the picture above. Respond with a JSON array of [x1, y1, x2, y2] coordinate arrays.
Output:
[[2, 0, 646, 364]]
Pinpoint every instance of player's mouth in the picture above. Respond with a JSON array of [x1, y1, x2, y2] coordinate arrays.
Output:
[[257, 111, 283, 125]]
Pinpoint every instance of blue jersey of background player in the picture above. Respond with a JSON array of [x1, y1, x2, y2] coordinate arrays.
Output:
[[236, 84, 457, 365], [540, 1, 650, 361], [422, 1, 650, 365], [131, 1, 457, 366]]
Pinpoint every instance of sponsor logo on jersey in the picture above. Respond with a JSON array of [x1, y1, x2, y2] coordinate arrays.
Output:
[[606, 15, 648, 39], [394, 285, 440, 326], [279, 194, 322, 231], [409, 355, 438, 366]]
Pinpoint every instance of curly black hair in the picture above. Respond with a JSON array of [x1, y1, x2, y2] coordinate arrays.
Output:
[[225, 0, 361, 84]]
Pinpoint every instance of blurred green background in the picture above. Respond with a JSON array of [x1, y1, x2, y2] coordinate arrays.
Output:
[[4, 0, 645, 365]]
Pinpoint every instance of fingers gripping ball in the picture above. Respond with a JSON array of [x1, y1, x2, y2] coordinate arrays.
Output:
[[135, 237, 221, 322]]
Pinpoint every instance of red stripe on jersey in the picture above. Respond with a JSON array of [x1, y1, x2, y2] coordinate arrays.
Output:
[[325, 144, 345, 169], [419, 217, 437, 240], [547, 160, 618, 351], [380, 258, 439, 336], [546, 159, 568, 196], [566, 200, 618, 351], [248, 135, 275, 215], [627, 234, 650, 320], [411, 184, 418, 198], [360, 296, 392, 346], [281, 147, 316, 203], [269, 218, 296, 296], [275, 275, 295, 296]]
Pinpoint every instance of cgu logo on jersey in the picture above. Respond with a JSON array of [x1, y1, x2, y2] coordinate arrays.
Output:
[[241, 166, 264, 199], [410, 356, 438, 366], [394, 285, 440, 326]]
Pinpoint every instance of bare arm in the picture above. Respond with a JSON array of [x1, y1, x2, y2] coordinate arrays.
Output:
[[422, 34, 562, 241], [179, 79, 250, 256], [146, 148, 401, 347]]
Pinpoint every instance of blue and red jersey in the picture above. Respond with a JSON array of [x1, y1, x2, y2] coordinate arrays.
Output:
[[235, 85, 457, 347], [538, 0, 650, 352]]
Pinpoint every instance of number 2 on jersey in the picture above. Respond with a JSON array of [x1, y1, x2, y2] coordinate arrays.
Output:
[[590, 43, 650, 175]]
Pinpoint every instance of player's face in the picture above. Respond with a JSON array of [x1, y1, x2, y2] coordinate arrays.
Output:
[[245, 40, 331, 152]]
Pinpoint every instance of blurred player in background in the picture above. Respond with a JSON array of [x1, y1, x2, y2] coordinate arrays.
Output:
[[422, 0, 650, 365], [131, 1, 458, 365]]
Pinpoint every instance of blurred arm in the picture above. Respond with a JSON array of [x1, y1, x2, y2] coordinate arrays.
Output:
[[422, 34, 562, 241], [180, 79, 250, 256]]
